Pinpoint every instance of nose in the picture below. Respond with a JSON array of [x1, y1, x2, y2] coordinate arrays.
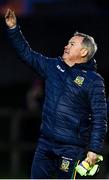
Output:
[[64, 44, 69, 49]]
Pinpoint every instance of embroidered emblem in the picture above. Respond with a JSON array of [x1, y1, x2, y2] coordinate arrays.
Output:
[[60, 159, 70, 172], [74, 76, 84, 86]]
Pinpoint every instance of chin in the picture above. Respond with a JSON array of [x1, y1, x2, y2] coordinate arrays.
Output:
[[62, 53, 68, 59]]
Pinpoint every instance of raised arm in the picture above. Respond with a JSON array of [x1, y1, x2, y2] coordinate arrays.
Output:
[[5, 9, 50, 78]]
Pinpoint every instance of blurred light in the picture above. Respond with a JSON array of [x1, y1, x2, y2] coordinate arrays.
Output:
[[0, 0, 65, 16]]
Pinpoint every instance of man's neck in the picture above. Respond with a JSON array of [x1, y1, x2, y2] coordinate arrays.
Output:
[[64, 60, 75, 67], [64, 58, 87, 67]]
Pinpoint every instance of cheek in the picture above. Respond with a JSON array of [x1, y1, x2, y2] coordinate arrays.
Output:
[[70, 49, 77, 56], [72, 48, 81, 56]]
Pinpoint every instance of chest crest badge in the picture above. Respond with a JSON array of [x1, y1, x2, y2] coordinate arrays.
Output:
[[60, 159, 70, 172], [74, 76, 85, 86]]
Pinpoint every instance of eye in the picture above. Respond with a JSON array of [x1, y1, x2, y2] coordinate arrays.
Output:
[[69, 42, 75, 46], [68, 42, 75, 46]]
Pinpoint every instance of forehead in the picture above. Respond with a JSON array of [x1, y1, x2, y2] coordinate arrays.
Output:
[[69, 36, 84, 44]]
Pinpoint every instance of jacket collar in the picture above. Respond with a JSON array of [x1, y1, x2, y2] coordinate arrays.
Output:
[[73, 58, 97, 71], [59, 57, 97, 71]]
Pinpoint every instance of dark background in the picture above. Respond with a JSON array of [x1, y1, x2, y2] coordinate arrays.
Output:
[[0, 0, 108, 178]]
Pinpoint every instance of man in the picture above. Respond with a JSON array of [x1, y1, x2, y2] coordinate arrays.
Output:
[[5, 9, 107, 179]]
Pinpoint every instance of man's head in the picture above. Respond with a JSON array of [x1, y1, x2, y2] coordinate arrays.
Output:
[[62, 32, 97, 66]]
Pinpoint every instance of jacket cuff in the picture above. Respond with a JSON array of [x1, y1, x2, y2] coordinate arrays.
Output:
[[88, 147, 103, 155], [7, 25, 20, 35]]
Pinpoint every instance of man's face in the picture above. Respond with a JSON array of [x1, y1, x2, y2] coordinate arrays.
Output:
[[62, 36, 84, 62]]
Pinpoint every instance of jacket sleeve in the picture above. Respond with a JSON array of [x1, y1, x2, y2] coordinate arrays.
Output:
[[7, 26, 49, 78], [88, 77, 107, 154]]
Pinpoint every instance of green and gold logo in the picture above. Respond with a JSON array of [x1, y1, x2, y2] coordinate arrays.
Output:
[[60, 159, 70, 172], [74, 76, 84, 86]]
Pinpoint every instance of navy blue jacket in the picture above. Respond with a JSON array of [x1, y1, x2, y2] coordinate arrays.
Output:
[[8, 26, 107, 154]]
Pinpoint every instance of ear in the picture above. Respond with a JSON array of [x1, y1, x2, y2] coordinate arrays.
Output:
[[81, 48, 88, 57]]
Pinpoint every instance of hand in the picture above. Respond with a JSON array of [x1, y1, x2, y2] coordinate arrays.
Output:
[[5, 9, 17, 28], [86, 151, 98, 166]]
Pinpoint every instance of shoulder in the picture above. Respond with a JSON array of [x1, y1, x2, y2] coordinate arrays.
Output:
[[83, 71, 105, 91], [87, 71, 104, 83], [45, 56, 61, 66]]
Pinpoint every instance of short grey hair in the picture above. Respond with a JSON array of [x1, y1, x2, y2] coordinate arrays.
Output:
[[74, 31, 97, 60]]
